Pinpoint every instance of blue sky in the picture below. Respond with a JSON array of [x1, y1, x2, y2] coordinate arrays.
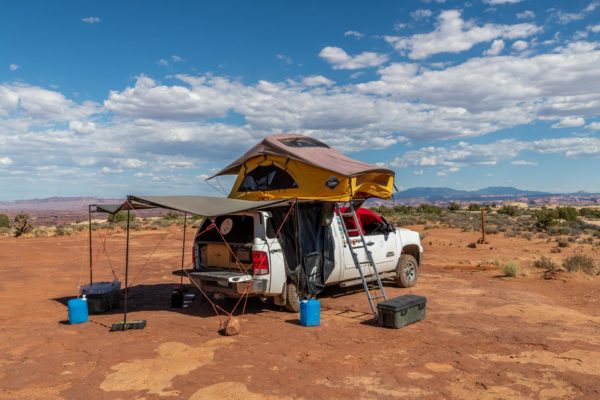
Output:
[[1, 0, 600, 201]]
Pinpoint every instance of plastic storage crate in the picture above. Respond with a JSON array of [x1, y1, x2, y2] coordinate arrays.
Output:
[[377, 294, 426, 328], [80, 281, 121, 314]]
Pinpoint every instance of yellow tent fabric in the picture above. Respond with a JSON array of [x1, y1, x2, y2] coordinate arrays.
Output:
[[212, 134, 395, 201]]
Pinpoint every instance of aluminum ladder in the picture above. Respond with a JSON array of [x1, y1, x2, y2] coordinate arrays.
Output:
[[335, 203, 387, 321]]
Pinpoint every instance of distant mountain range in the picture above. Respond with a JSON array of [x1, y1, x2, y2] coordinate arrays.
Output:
[[394, 186, 599, 202]]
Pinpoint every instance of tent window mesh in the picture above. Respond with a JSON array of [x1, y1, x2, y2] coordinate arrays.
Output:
[[279, 137, 329, 148], [239, 165, 298, 192]]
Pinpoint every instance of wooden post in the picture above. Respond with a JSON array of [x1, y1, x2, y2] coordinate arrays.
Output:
[[123, 209, 130, 329], [88, 205, 93, 285], [478, 208, 488, 244]]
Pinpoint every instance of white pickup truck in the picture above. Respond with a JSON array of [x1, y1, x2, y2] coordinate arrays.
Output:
[[184, 207, 423, 312]]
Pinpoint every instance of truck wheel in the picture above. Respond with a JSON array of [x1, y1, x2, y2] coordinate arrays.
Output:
[[395, 254, 418, 288], [284, 282, 301, 312]]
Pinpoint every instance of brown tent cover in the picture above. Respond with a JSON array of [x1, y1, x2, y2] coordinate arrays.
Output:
[[213, 133, 393, 178]]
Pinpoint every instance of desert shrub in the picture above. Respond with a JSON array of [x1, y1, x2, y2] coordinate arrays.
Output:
[[498, 205, 521, 216], [467, 204, 481, 211], [33, 226, 52, 237], [419, 232, 429, 240], [0, 213, 9, 228], [13, 212, 33, 237], [522, 232, 532, 241], [487, 225, 499, 234], [503, 261, 520, 277], [535, 207, 559, 229], [107, 211, 136, 223], [162, 211, 182, 221], [556, 207, 578, 222], [416, 204, 443, 214], [0, 227, 11, 236], [55, 224, 74, 236], [563, 255, 598, 275], [579, 208, 600, 218], [534, 256, 559, 270], [493, 258, 500, 268], [557, 237, 569, 248], [447, 202, 461, 212]]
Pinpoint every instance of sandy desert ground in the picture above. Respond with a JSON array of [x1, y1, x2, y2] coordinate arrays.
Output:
[[1, 226, 599, 399]]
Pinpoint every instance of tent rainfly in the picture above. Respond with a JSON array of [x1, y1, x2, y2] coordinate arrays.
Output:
[[210, 133, 395, 201]]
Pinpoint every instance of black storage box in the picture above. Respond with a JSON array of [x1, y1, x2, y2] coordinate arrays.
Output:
[[377, 294, 426, 328], [87, 290, 121, 314]]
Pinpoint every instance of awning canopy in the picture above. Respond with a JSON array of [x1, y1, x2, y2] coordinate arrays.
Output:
[[91, 195, 289, 217]]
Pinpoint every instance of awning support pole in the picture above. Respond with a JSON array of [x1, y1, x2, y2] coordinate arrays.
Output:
[[88, 205, 93, 285], [180, 212, 188, 286], [123, 209, 131, 330]]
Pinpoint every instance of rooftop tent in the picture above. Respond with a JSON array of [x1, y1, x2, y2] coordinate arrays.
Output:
[[211, 134, 395, 201]]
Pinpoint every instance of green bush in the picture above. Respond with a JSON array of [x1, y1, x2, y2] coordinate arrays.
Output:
[[467, 204, 481, 212], [563, 255, 598, 275], [416, 204, 443, 214], [107, 211, 136, 223], [447, 202, 461, 212], [579, 208, 600, 218], [503, 261, 520, 277], [497, 205, 521, 216], [534, 256, 559, 270], [535, 207, 559, 229], [0, 213, 9, 228], [556, 207, 578, 222], [13, 212, 33, 237]]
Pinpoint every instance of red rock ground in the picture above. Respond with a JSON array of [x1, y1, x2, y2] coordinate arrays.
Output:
[[0, 226, 599, 399]]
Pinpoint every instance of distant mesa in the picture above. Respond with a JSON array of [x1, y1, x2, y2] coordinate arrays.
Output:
[[392, 186, 599, 205]]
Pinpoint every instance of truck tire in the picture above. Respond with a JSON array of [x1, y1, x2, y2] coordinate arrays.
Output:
[[284, 282, 301, 312], [395, 254, 418, 288]]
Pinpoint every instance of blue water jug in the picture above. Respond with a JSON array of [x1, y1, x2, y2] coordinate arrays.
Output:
[[68, 297, 89, 324], [300, 299, 320, 327]]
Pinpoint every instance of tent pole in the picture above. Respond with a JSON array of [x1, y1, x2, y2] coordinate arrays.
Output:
[[180, 212, 188, 286], [123, 209, 130, 330], [88, 205, 93, 285]]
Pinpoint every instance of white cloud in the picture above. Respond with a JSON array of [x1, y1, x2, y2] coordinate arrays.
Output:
[[516, 10, 535, 20], [171, 55, 184, 63], [384, 10, 541, 59], [276, 54, 293, 64], [114, 158, 146, 168], [511, 40, 529, 51], [157, 59, 169, 67], [391, 136, 600, 170], [104, 75, 234, 119], [411, 9, 433, 20], [511, 160, 538, 166], [586, 121, 600, 130], [99, 167, 123, 174], [81, 17, 100, 24], [301, 75, 335, 87], [344, 30, 364, 38], [484, 39, 505, 56], [69, 120, 96, 134], [9, 64, 19, 71], [0, 83, 98, 120], [483, 0, 522, 4], [319, 46, 389, 70], [553, 2, 599, 25], [589, 24, 600, 33], [0, 157, 13, 166], [552, 116, 585, 128], [584, 1, 600, 12]]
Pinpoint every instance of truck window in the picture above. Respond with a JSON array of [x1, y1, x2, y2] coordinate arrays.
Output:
[[266, 217, 276, 239], [197, 215, 254, 244]]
